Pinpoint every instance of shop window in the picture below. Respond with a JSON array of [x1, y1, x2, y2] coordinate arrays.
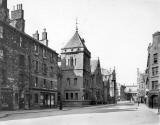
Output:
[[15, 93, 18, 104], [71, 93, 73, 100], [34, 94, 38, 103], [75, 93, 78, 100], [66, 93, 68, 100]]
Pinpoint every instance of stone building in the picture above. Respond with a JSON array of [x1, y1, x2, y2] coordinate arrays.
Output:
[[101, 68, 111, 104], [60, 27, 91, 106], [109, 69, 117, 103], [90, 59, 103, 104], [0, 0, 58, 110], [145, 32, 160, 108], [120, 85, 126, 101], [137, 68, 146, 103]]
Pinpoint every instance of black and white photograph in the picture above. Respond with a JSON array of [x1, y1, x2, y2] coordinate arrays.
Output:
[[0, 0, 159, 124]]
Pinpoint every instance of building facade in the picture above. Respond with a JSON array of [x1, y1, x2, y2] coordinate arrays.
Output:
[[137, 68, 146, 103], [60, 28, 92, 106], [90, 59, 103, 104], [101, 68, 111, 104], [0, 0, 58, 110], [146, 32, 160, 108]]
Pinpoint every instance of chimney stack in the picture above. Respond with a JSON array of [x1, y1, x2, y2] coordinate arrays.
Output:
[[10, 3, 25, 32], [33, 30, 39, 40]]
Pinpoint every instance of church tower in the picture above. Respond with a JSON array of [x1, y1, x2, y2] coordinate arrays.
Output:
[[0, 0, 9, 23]]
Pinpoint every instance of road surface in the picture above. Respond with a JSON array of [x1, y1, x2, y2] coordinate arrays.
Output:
[[0, 101, 159, 125]]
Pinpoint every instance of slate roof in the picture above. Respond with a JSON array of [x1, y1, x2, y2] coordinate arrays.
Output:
[[91, 60, 98, 73], [63, 31, 87, 49]]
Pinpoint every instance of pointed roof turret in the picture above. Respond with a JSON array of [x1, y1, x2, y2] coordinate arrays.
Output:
[[63, 29, 87, 49]]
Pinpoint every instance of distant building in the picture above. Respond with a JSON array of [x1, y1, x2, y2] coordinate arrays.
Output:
[[120, 85, 126, 101], [101, 68, 111, 104], [137, 68, 146, 103], [90, 59, 103, 104], [60, 27, 92, 106], [0, 0, 58, 110], [145, 32, 160, 108], [125, 85, 138, 102]]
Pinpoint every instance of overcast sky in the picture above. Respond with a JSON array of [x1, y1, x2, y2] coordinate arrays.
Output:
[[8, 0, 160, 85]]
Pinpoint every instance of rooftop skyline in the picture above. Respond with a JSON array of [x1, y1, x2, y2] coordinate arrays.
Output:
[[8, 0, 160, 85]]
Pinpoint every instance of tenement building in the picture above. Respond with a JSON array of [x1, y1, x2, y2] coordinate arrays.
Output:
[[0, 0, 58, 110], [60, 27, 92, 106], [146, 32, 160, 108]]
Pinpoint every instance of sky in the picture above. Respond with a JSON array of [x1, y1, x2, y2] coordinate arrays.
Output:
[[7, 0, 160, 85]]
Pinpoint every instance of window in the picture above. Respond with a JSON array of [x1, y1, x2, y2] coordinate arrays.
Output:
[[0, 49, 3, 59], [35, 77, 38, 87], [68, 59, 70, 66], [67, 78, 70, 86], [51, 66, 53, 73], [19, 55, 25, 67], [152, 67, 158, 76], [35, 61, 39, 72], [75, 93, 78, 100], [34, 43, 39, 53], [51, 81, 53, 89], [0, 26, 3, 38], [34, 94, 38, 103], [43, 79, 46, 88], [15, 93, 18, 104], [75, 58, 76, 66], [43, 48, 47, 57], [20, 37, 22, 47], [71, 93, 73, 100], [74, 78, 77, 85], [70, 57, 73, 66], [66, 93, 68, 100], [152, 81, 158, 90], [153, 53, 158, 64], [43, 63, 47, 75]]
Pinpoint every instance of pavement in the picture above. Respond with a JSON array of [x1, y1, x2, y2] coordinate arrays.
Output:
[[0, 104, 116, 119]]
